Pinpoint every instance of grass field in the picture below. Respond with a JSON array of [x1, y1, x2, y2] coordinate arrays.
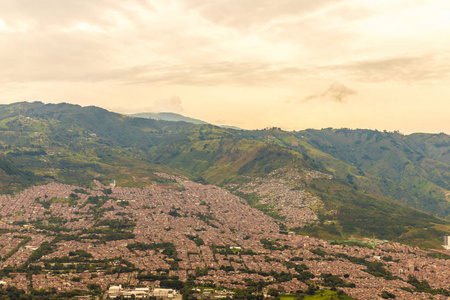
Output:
[[280, 289, 356, 300]]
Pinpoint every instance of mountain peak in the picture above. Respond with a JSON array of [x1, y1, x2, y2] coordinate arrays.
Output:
[[130, 112, 209, 125]]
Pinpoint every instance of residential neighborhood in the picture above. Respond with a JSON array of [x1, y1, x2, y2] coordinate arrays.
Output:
[[0, 175, 448, 299]]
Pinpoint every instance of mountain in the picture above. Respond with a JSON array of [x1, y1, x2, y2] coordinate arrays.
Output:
[[0, 102, 183, 189], [0, 101, 449, 249], [131, 112, 242, 130], [131, 112, 209, 125]]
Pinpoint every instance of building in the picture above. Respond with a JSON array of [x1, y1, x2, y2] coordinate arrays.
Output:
[[444, 235, 450, 250], [106, 285, 122, 299], [153, 288, 178, 298]]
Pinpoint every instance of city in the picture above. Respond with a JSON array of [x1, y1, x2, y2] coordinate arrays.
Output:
[[0, 173, 448, 299]]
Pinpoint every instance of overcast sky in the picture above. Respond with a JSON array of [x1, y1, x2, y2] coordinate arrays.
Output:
[[0, 0, 449, 133]]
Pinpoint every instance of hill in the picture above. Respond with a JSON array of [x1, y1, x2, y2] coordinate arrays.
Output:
[[0, 156, 44, 193], [0, 102, 449, 249], [0, 102, 183, 190], [294, 128, 450, 218]]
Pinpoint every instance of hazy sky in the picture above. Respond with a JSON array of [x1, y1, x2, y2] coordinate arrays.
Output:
[[0, 0, 449, 133]]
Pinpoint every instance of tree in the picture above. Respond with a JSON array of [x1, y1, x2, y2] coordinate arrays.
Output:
[[380, 291, 396, 299]]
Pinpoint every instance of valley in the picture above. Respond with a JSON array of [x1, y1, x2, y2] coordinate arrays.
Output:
[[0, 177, 449, 299], [0, 102, 449, 299]]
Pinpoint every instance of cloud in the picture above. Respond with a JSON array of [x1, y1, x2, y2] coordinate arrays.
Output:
[[65, 62, 305, 86], [326, 54, 450, 83], [180, 0, 349, 30], [1, 0, 450, 124], [1, 0, 449, 89], [301, 83, 357, 103], [2, 52, 448, 87], [0, 0, 127, 29]]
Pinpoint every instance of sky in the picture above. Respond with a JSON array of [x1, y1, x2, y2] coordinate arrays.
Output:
[[0, 0, 449, 134]]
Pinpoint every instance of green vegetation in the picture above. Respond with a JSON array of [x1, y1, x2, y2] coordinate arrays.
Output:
[[231, 288, 355, 300], [2, 236, 31, 261], [320, 273, 355, 288], [300, 289, 356, 299], [380, 291, 396, 299], [296, 128, 450, 219], [69, 249, 93, 258], [76, 218, 137, 241], [260, 238, 289, 251], [293, 177, 450, 248], [406, 275, 450, 296], [186, 234, 205, 246], [28, 241, 55, 262], [0, 102, 178, 191], [427, 251, 450, 260], [309, 248, 329, 258], [335, 254, 398, 280]]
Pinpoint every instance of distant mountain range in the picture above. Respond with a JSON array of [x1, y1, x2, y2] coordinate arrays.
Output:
[[130, 112, 242, 130], [0, 101, 449, 249], [131, 112, 208, 125]]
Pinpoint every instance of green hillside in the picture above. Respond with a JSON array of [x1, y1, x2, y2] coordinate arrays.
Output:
[[300, 177, 449, 249], [294, 128, 450, 218], [0, 156, 44, 193], [0, 102, 182, 189], [0, 102, 449, 248]]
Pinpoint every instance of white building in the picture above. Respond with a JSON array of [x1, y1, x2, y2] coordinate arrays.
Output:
[[106, 285, 122, 299], [107, 285, 151, 299], [444, 235, 450, 250], [153, 288, 178, 298]]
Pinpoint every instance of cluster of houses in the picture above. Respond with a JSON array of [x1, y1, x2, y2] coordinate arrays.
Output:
[[106, 286, 180, 299]]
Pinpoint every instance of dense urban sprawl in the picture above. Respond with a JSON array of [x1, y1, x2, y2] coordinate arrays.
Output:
[[0, 172, 448, 299]]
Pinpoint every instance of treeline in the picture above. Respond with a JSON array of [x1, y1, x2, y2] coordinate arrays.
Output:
[[405, 275, 450, 296], [335, 253, 398, 280], [126, 242, 177, 260]]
